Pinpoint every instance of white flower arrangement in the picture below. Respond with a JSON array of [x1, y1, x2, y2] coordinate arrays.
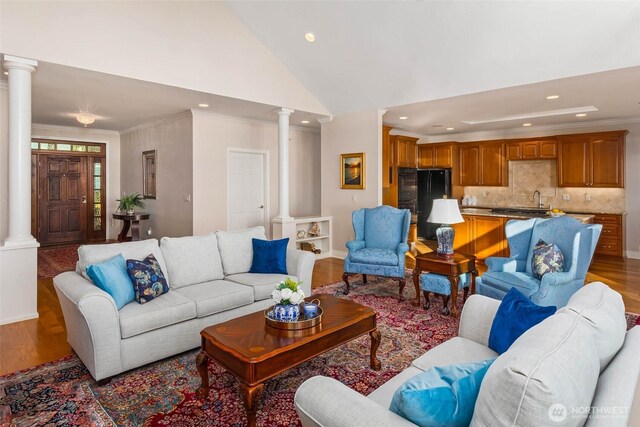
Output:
[[272, 277, 305, 306]]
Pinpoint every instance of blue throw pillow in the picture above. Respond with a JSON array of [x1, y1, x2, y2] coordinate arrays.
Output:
[[390, 359, 495, 427], [86, 254, 135, 310], [488, 287, 556, 354], [126, 253, 169, 304], [249, 238, 289, 274], [531, 239, 564, 279]]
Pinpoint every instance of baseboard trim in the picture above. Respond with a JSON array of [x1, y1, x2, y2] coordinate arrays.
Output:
[[626, 251, 640, 260], [331, 250, 347, 259], [0, 311, 39, 325]]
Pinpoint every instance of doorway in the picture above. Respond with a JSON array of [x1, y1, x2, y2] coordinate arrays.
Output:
[[227, 149, 268, 233], [31, 139, 107, 246]]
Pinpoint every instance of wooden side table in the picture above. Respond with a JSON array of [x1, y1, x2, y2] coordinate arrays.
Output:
[[112, 213, 150, 241], [412, 252, 478, 317]]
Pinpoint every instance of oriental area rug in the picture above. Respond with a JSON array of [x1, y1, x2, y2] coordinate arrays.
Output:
[[1, 275, 637, 426], [37, 244, 80, 279]]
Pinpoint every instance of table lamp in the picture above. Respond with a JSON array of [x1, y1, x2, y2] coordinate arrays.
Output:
[[427, 197, 464, 258]]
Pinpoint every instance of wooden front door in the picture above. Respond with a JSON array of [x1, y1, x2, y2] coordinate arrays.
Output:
[[38, 155, 88, 245]]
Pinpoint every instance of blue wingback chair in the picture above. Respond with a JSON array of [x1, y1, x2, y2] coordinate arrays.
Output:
[[342, 205, 411, 295], [477, 215, 602, 308]]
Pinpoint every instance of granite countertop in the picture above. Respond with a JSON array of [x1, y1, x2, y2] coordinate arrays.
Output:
[[459, 207, 594, 223], [464, 205, 626, 216]]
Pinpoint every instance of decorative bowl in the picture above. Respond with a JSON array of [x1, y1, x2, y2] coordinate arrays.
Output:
[[547, 211, 566, 217]]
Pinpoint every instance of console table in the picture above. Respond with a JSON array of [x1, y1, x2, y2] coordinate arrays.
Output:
[[112, 213, 150, 241]]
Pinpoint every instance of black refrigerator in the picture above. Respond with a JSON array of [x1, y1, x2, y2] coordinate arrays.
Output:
[[417, 169, 451, 240]]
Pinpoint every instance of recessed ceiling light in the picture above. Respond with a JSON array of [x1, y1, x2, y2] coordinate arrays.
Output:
[[198, 103, 209, 108], [301, 120, 310, 124], [304, 32, 315, 42], [446, 127, 454, 131], [522, 123, 532, 127], [399, 116, 408, 120], [575, 113, 587, 117], [546, 95, 560, 100], [3, 71, 7, 75]]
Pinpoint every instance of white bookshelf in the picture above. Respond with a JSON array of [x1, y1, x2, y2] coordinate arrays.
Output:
[[293, 216, 332, 259], [272, 215, 332, 259]]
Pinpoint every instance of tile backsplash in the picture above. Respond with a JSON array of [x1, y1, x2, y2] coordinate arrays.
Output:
[[463, 160, 626, 213]]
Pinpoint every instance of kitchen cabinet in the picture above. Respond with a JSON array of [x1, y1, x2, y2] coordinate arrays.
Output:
[[382, 126, 393, 188], [590, 213, 624, 258], [393, 135, 419, 167], [459, 141, 507, 186], [506, 138, 557, 160], [557, 131, 626, 188], [453, 215, 508, 260], [418, 142, 454, 168]]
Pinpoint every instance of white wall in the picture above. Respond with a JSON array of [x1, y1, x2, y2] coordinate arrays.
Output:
[[192, 111, 321, 235], [30, 124, 121, 240], [320, 110, 383, 255], [427, 120, 640, 257], [0, 83, 7, 241], [120, 112, 193, 239], [0, 1, 328, 116]]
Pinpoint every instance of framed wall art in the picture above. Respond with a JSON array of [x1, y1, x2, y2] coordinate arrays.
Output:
[[142, 149, 157, 199], [340, 152, 365, 189]]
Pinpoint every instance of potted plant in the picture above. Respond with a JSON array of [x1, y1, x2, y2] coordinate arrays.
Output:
[[270, 277, 305, 321], [116, 192, 146, 215]]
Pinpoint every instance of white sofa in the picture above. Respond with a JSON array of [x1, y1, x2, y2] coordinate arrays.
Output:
[[295, 282, 640, 426], [54, 226, 315, 382]]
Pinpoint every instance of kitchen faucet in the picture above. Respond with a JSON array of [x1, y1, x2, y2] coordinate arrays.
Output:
[[532, 190, 543, 209]]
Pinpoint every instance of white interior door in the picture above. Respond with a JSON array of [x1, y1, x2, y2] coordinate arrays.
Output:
[[228, 150, 267, 232]]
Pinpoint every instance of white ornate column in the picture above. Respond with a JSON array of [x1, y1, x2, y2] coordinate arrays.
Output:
[[276, 108, 294, 220], [0, 55, 39, 325], [4, 55, 37, 244]]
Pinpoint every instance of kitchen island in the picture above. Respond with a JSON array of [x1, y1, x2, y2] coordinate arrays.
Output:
[[452, 207, 595, 260]]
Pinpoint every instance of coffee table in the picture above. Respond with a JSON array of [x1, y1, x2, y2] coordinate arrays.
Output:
[[196, 294, 381, 426]]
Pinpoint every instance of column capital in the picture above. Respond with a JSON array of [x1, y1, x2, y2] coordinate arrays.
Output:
[[275, 108, 294, 116], [3, 55, 38, 73]]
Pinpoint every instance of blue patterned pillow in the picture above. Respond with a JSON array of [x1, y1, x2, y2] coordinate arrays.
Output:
[[126, 254, 169, 304], [531, 239, 564, 279]]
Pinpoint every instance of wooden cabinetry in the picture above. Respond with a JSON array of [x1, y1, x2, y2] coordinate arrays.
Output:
[[382, 126, 393, 188], [393, 135, 418, 167], [453, 215, 508, 260], [459, 141, 507, 186], [506, 138, 557, 160], [557, 131, 626, 188], [418, 142, 454, 168], [590, 213, 624, 257]]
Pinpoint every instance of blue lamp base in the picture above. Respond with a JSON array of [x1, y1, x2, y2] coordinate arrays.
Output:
[[436, 224, 455, 258]]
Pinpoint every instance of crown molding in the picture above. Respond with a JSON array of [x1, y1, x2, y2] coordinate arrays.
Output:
[[317, 116, 333, 124], [191, 109, 320, 134], [426, 116, 640, 143], [32, 122, 120, 138], [120, 110, 193, 135]]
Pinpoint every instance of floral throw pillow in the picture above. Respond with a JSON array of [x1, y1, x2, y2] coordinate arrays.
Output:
[[531, 239, 564, 279], [126, 253, 169, 304]]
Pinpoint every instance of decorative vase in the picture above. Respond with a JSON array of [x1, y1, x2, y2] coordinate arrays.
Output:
[[272, 303, 300, 322], [126, 209, 135, 215]]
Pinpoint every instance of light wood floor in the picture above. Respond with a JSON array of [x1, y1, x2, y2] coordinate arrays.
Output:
[[2, 255, 639, 376]]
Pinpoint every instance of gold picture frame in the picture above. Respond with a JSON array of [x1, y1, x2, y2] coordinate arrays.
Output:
[[142, 149, 157, 199], [340, 152, 366, 189]]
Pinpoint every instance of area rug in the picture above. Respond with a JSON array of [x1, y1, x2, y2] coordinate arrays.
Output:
[[1, 275, 638, 426], [37, 244, 80, 279], [0, 275, 455, 426]]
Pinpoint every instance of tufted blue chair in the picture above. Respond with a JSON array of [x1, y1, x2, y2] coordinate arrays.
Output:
[[342, 205, 411, 295], [477, 215, 602, 308]]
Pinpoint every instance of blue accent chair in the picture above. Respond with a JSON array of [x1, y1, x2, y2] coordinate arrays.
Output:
[[477, 215, 602, 308], [342, 205, 411, 295]]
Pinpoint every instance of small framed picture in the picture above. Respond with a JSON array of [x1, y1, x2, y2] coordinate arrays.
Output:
[[340, 152, 366, 189]]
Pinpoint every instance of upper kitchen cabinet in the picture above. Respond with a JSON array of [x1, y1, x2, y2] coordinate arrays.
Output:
[[459, 140, 507, 186], [418, 142, 455, 168], [506, 138, 557, 160], [393, 135, 419, 167], [382, 126, 393, 188], [557, 131, 626, 188]]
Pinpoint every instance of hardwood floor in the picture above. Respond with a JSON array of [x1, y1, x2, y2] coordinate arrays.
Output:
[[2, 254, 639, 375]]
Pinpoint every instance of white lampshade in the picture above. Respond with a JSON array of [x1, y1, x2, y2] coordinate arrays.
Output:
[[427, 199, 464, 224]]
